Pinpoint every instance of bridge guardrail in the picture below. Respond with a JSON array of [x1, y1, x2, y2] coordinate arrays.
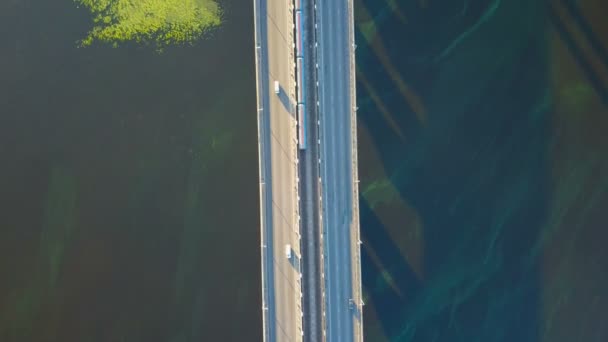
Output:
[[253, 0, 271, 340], [289, 1, 305, 338], [346, 0, 364, 340]]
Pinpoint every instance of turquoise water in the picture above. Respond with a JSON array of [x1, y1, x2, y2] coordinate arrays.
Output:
[[355, 0, 608, 341]]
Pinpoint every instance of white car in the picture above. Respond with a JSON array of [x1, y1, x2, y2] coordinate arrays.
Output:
[[285, 244, 292, 259], [274, 81, 280, 94]]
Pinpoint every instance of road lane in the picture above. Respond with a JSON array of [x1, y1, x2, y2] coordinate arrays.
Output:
[[316, 0, 360, 340], [254, 0, 304, 340]]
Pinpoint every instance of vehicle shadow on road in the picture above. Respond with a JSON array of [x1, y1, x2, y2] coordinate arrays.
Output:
[[276, 85, 296, 119]]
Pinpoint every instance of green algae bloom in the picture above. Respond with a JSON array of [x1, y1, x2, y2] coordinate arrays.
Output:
[[76, 0, 222, 47]]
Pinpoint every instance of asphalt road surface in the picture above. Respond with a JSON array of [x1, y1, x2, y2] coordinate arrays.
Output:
[[254, 0, 303, 340], [316, 0, 358, 340]]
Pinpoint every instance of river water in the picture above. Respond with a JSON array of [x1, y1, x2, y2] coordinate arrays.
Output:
[[2, 0, 608, 342], [1, 0, 261, 341], [355, 0, 608, 341]]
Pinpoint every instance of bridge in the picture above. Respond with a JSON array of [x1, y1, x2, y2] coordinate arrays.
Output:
[[253, 0, 363, 340]]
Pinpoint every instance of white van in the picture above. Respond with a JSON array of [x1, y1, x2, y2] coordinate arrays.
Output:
[[274, 81, 280, 94], [285, 244, 292, 259]]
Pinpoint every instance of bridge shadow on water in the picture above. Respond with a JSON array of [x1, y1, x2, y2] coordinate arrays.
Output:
[[359, 199, 422, 338], [348, 0, 590, 340]]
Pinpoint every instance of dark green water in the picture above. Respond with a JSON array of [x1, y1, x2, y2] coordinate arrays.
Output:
[[0, 0, 261, 341], [2, 0, 608, 342]]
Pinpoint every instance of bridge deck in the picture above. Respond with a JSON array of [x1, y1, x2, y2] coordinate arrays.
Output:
[[254, 0, 304, 340], [255, 0, 362, 340], [316, 0, 363, 340]]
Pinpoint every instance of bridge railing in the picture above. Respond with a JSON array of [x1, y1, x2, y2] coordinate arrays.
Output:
[[347, 0, 364, 340], [253, 0, 271, 340], [318, 179, 327, 342], [289, 1, 306, 339]]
